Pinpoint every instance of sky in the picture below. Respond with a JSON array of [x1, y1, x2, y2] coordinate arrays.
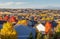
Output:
[[0, 0, 60, 9]]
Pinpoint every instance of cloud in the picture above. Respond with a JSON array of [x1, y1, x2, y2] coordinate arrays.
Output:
[[15, 2, 27, 5], [0, 2, 60, 9], [0, 2, 27, 6], [0, 2, 13, 6]]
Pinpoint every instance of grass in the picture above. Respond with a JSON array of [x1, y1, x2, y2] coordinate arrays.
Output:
[[0, 33, 60, 39]]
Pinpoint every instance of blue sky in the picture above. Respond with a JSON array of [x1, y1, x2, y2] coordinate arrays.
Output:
[[0, 0, 60, 8]]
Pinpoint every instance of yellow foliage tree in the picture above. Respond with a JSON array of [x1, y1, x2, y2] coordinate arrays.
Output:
[[0, 22, 17, 39]]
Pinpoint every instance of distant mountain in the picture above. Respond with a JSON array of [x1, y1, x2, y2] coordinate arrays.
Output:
[[43, 6, 60, 10], [0, 6, 60, 10]]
